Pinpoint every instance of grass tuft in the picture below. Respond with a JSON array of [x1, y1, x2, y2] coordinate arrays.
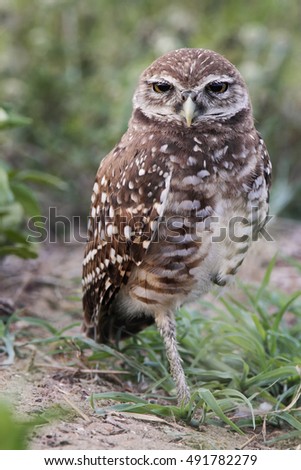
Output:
[[2, 260, 301, 442], [84, 260, 301, 436]]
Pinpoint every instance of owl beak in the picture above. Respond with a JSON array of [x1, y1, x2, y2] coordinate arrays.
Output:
[[182, 96, 197, 127]]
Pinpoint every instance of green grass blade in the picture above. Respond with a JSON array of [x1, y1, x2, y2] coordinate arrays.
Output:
[[275, 411, 301, 431], [218, 389, 256, 429], [255, 256, 277, 303], [265, 429, 301, 445], [91, 392, 147, 404], [197, 388, 244, 434], [246, 365, 299, 388], [91, 391, 186, 420], [272, 291, 301, 331]]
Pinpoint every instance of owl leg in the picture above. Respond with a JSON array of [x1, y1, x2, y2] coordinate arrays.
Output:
[[155, 312, 191, 406]]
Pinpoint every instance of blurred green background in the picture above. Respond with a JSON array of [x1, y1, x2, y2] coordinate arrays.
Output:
[[0, 0, 301, 245]]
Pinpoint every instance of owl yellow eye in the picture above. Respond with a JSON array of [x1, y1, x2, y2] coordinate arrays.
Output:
[[206, 81, 228, 94], [152, 82, 172, 93]]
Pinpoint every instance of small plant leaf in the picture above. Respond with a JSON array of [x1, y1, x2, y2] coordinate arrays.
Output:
[[14, 170, 68, 190], [197, 388, 244, 434]]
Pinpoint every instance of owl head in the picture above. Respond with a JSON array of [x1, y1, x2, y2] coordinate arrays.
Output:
[[132, 48, 251, 128]]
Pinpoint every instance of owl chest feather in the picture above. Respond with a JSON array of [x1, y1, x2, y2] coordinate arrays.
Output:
[[128, 140, 268, 310]]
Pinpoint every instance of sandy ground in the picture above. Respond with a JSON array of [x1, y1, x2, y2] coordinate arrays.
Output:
[[0, 217, 301, 450]]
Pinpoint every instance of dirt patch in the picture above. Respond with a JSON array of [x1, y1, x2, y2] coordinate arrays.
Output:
[[1, 366, 254, 450], [0, 218, 301, 450]]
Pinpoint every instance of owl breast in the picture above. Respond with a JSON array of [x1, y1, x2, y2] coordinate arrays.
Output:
[[127, 196, 253, 313], [125, 133, 269, 314]]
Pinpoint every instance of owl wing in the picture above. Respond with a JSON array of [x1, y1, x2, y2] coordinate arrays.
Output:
[[82, 141, 172, 333], [254, 134, 272, 231], [260, 135, 272, 193]]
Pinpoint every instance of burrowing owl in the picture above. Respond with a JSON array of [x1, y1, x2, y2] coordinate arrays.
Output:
[[82, 48, 271, 404]]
